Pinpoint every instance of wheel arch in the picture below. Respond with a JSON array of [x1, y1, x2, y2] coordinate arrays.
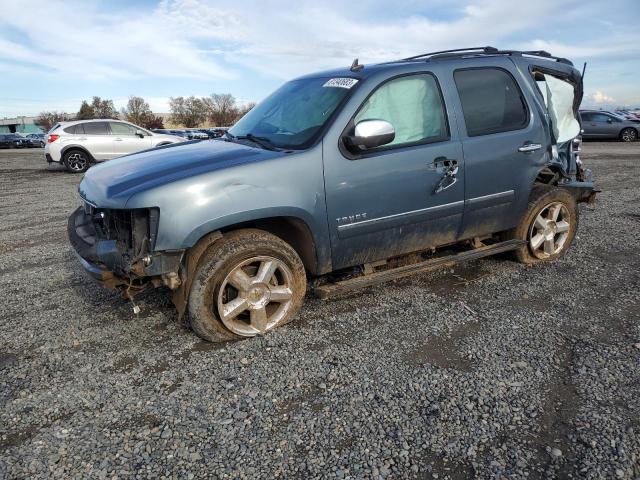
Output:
[[619, 126, 638, 139], [60, 144, 96, 162]]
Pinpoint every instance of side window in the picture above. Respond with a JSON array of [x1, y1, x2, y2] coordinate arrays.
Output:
[[454, 68, 528, 137], [64, 124, 85, 134], [580, 112, 592, 122], [83, 122, 109, 135], [592, 113, 611, 123], [353, 73, 448, 148], [110, 122, 137, 135]]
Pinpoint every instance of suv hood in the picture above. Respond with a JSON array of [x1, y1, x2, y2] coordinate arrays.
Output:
[[79, 140, 282, 208]]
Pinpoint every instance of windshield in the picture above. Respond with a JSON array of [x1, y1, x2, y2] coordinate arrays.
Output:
[[229, 76, 357, 149]]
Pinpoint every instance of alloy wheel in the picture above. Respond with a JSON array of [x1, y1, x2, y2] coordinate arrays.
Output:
[[216, 256, 295, 336], [621, 129, 637, 142], [67, 152, 88, 171], [528, 201, 570, 259]]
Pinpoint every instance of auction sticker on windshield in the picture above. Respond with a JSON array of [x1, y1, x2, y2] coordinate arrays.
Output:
[[323, 78, 359, 89]]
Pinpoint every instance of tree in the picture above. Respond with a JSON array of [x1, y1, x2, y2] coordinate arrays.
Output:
[[203, 93, 238, 127], [169, 96, 206, 128], [76, 96, 118, 120], [122, 96, 152, 126], [144, 115, 165, 129], [77, 100, 94, 120], [235, 102, 256, 122], [35, 111, 69, 131]]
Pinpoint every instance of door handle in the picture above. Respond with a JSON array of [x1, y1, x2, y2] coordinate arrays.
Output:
[[78, 137, 87, 141], [115, 138, 123, 141], [429, 156, 457, 170], [518, 143, 542, 153], [434, 160, 459, 194]]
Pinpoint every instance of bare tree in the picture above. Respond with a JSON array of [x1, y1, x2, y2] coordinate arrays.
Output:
[[203, 93, 238, 127], [169, 96, 206, 128], [36, 111, 69, 131], [122, 96, 153, 126], [235, 102, 256, 122], [144, 115, 165, 130]]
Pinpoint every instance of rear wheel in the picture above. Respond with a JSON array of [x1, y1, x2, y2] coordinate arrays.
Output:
[[506, 187, 578, 264], [620, 128, 637, 142], [188, 229, 307, 342], [63, 149, 90, 173]]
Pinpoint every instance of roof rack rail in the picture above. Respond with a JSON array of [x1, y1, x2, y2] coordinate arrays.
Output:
[[396, 46, 573, 66]]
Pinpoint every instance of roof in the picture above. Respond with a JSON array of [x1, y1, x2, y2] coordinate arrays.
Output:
[[297, 46, 580, 81]]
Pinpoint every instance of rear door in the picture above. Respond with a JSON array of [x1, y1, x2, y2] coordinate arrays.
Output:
[[447, 60, 547, 238], [110, 122, 152, 156], [323, 68, 465, 269], [81, 122, 114, 160]]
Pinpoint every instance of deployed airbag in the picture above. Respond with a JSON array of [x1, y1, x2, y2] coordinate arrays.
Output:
[[543, 74, 580, 143]]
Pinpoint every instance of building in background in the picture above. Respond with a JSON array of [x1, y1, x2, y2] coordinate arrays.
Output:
[[0, 116, 43, 134]]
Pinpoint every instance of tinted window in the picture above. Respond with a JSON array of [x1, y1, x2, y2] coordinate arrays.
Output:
[[454, 68, 528, 137], [110, 122, 137, 135], [580, 112, 592, 122], [82, 122, 109, 135], [592, 113, 615, 123], [64, 124, 84, 134], [353, 73, 448, 148]]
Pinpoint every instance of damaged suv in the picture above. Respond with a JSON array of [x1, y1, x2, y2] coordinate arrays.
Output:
[[69, 47, 595, 342]]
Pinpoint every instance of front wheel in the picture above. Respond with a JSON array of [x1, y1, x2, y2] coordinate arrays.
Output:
[[506, 187, 578, 264], [620, 128, 637, 142], [188, 229, 307, 342]]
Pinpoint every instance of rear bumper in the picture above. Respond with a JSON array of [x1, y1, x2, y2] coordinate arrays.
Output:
[[45, 153, 55, 163]]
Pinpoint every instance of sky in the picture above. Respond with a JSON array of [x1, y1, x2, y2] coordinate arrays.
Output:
[[0, 0, 639, 118]]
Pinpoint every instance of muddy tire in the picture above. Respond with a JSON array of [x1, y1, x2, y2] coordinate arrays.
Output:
[[620, 128, 637, 142], [187, 229, 307, 342], [506, 186, 578, 265], [63, 149, 91, 173]]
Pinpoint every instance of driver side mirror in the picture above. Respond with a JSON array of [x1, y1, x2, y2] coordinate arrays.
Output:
[[344, 119, 395, 152], [136, 129, 145, 138]]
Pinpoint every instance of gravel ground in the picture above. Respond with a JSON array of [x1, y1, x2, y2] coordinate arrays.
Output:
[[0, 143, 639, 479]]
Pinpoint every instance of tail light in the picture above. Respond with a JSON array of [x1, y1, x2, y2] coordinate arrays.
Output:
[[47, 134, 60, 143]]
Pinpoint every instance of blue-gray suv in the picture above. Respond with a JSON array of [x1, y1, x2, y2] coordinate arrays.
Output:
[[68, 47, 596, 342]]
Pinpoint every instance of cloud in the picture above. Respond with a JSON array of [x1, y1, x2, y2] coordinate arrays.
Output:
[[585, 91, 615, 104], [1, 0, 639, 115]]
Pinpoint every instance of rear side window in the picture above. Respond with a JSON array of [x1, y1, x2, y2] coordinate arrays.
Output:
[[82, 122, 109, 135], [64, 124, 85, 134], [353, 73, 448, 148], [454, 68, 528, 137]]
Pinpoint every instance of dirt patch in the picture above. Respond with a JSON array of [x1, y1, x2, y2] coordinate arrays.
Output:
[[405, 317, 482, 372]]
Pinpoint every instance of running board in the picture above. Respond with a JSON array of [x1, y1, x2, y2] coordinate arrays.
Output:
[[313, 239, 525, 299]]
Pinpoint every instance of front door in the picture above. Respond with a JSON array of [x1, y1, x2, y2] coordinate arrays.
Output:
[[109, 122, 152, 157], [323, 71, 465, 270]]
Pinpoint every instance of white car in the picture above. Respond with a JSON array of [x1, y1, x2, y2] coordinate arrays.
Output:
[[45, 119, 185, 173]]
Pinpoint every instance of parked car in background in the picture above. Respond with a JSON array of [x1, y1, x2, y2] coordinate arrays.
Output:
[[69, 47, 595, 343], [151, 129, 192, 139], [0, 134, 29, 148], [185, 130, 209, 140], [46, 119, 185, 173], [25, 133, 46, 147], [580, 110, 639, 142], [614, 110, 640, 121]]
